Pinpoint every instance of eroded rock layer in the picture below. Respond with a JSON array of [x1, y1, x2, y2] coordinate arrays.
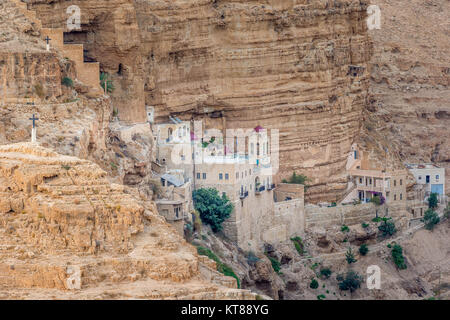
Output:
[[27, 0, 372, 202], [0, 143, 255, 299], [366, 0, 449, 193]]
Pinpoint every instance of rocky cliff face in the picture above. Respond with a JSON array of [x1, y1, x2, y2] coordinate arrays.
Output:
[[27, 0, 373, 203], [1, 0, 156, 197], [0, 143, 256, 299], [366, 0, 449, 193]]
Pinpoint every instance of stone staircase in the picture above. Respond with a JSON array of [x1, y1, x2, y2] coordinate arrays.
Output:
[[10, 0, 103, 96], [40, 27, 102, 94]]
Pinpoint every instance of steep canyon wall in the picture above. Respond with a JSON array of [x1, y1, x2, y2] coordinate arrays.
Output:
[[27, 0, 372, 202]]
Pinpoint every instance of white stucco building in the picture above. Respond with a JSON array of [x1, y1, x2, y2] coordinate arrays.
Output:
[[406, 163, 446, 196]]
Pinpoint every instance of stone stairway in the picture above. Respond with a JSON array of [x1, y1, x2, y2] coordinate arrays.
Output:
[[40, 27, 102, 94], [10, 0, 103, 96]]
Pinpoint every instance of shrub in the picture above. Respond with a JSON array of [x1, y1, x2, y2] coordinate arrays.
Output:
[[359, 244, 369, 256], [100, 72, 115, 93], [337, 271, 363, 293], [197, 246, 240, 288], [317, 294, 326, 300], [266, 255, 281, 274], [345, 247, 357, 264], [391, 244, 407, 270], [378, 218, 397, 237], [291, 236, 305, 255], [193, 188, 233, 232], [372, 217, 382, 223], [422, 209, 440, 230], [309, 278, 319, 289], [61, 77, 74, 87], [285, 172, 309, 185], [427, 193, 438, 209], [320, 267, 332, 279], [361, 222, 369, 228], [341, 225, 350, 233]]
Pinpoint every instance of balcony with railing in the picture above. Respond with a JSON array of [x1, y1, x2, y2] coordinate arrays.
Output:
[[255, 185, 266, 195], [240, 191, 249, 199]]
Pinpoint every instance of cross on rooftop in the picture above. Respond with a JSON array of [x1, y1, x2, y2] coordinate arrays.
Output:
[[29, 114, 39, 128], [44, 36, 51, 45]]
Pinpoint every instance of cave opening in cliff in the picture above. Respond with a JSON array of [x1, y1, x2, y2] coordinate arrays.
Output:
[[63, 30, 97, 63]]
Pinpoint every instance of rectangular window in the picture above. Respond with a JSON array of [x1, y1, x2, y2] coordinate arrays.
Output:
[[436, 175, 439, 180], [400, 193, 403, 200], [249, 169, 251, 175], [219, 173, 223, 180], [202, 173, 206, 179], [394, 180, 396, 187], [196, 173, 200, 179], [394, 194, 397, 201], [236, 172, 239, 179], [359, 178, 363, 184], [225, 173, 229, 180], [400, 179, 402, 185]]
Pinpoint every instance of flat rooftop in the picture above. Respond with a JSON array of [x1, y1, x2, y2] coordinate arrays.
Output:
[[405, 163, 442, 169]]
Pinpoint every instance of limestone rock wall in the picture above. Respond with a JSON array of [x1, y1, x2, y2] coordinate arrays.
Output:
[[0, 143, 256, 299], [27, 0, 373, 203], [366, 0, 450, 194]]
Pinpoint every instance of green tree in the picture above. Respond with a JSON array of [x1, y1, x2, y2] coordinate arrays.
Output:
[[422, 209, 440, 230], [391, 244, 407, 270], [337, 271, 363, 293], [359, 244, 369, 256], [428, 193, 438, 209], [345, 247, 357, 264], [320, 268, 332, 279], [309, 278, 319, 289], [378, 218, 397, 237], [193, 188, 233, 232], [100, 72, 115, 93]]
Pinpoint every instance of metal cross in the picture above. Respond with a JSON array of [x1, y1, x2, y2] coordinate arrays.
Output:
[[44, 36, 51, 45], [29, 114, 39, 128]]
